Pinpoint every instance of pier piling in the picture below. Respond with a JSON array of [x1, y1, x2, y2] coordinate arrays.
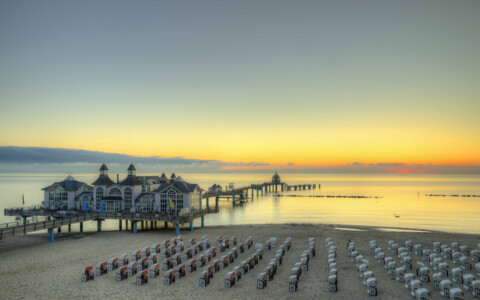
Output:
[[175, 224, 180, 236], [97, 220, 102, 232], [80, 222, 83, 232], [164, 221, 168, 229], [133, 222, 137, 234], [119, 219, 122, 230], [201, 216, 204, 228], [48, 228, 54, 242], [189, 222, 193, 231]]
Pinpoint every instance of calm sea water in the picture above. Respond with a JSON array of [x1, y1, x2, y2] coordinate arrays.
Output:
[[1, 173, 479, 234]]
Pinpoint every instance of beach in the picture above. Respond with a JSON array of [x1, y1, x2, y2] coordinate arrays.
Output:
[[0, 224, 478, 299]]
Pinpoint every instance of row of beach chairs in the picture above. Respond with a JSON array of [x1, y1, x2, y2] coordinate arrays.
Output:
[[255, 237, 289, 289], [289, 237, 314, 292], [349, 240, 377, 296]]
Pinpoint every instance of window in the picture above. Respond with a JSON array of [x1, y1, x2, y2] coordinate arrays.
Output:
[[109, 188, 121, 195], [49, 187, 68, 209], [136, 196, 153, 212], [96, 187, 103, 210], [160, 194, 167, 212], [124, 188, 132, 211], [166, 189, 183, 213]]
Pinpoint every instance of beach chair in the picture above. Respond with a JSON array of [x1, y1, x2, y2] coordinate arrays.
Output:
[[183, 248, 193, 260], [472, 280, 480, 297], [219, 242, 226, 253], [257, 272, 267, 289], [205, 265, 214, 279], [173, 253, 182, 267], [351, 251, 358, 261], [228, 251, 235, 263], [275, 253, 283, 265], [388, 261, 397, 276], [403, 256, 412, 270], [188, 238, 196, 248], [423, 250, 431, 262], [164, 269, 176, 285], [211, 246, 217, 257], [132, 250, 141, 262], [231, 236, 238, 246], [199, 271, 209, 287], [415, 244, 423, 256], [264, 240, 271, 251], [377, 252, 385, 265], [439, 262, 449, 277], [82, 266, 94, 282], [449, 288, 463, 299], [398, 247, 406, 257], [153, 243, 161, 254], [441, 245, 448, 255], [419, 267, 430, 283], [177, 242, 185, 252], [328, 258, 335, 266], [451, 242, 459, 252], [348, 245, 355, 257], [248, 256, 255, 270], [434, 242, 441, 253], [187, 259, 197, 272], [175, 264, 186, 279], [256, 248, 264, 260], [212, 259, 221, 272], [119, 253, 129, 267], [264, 265, 273, 281], [225, 271, 236, 288], [356, 255, 364, 269], [116, 265, 128, 281], [285, 237, 292, 250], [168, 244, 177, 255], [108, 257, 119, 271], [406, 241, 413, 251], [148, 254, 157, 266], [232, 266, 242, 281], [396, 267, 406, 282], [460, 256, 471, 270], [370, 242, 377, 255], [220, 255, 229, 268], [197, 254, 206, 268], [429, 253, 438, 265], [453, 252, 462, 265], [392, 244, 399, 255], [216, 235, 223, 244], [476, 263, 480, 276], [237, 242, 244, 254], [246, 236, 254, 249], [141, 246, 151, 258], [433, 272, 442, 290], [224, 238, 230, 249], [414, 287, 430, 300], [136, 270, 149, 285], [410, 279, 421, 297], [128, 262, 138, 276], [330, 268, 337, 276], [444, 248, 453, 260], [161, 239, 170, 251], [384, 257, 393, 269], [149, 263, 160, 278], [326, 274, 336, 292], [231, 247, 238, 258], [163, 257, 173, 271], [240, 260, 248, 274], [405, 273, 415, 289], [366, 277, 377, 296], [472, 250, 480, 262], [452, 268, 463, 283], [96, 261, 108, 276], [291, 266, 301, 279], [462, 274, 475, 291], [440, 279, 452, 298], [289, 275, 299, 292], [374, 247, 382, 258], [139, 257, 148, 271], [203, 238, 211, 250]]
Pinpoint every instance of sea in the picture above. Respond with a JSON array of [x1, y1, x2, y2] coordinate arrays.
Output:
[[1, 173, 479, 234]]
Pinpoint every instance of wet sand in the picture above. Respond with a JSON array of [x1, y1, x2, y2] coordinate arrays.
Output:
[[0, 223, 479, 299]]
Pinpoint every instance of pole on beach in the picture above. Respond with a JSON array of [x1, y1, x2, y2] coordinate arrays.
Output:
[[80, 222, 83, 232], [189, 222, 193, 231], [97, 220, 101, 232], [48, 228, 54, 242], [201, 216, 204, 228], [175, 224, 180, 236]]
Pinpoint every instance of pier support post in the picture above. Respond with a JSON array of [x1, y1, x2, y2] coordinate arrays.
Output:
[[58, 227, 62, 234], [232, 194, 236, 208], [119, 219, 122, 231], [215, 196, 219, 211], [68, 224, 71, 232], [80, 222, 83, 232], [206, 198, 209, 210], [48, 228, 54, 242], [151, 221, 154, 230], [175, 224, 180, 236], [141, 221, 144, 230], [257, 188, 259, 196], [23, 217, 27, 225], [97, 220, 102, 232], [133, 222, 137, 234], [201, 216, 204, 228], [164, 221, 168, 229], [189, 222, 193, 231], [281, 184, 284, 192]]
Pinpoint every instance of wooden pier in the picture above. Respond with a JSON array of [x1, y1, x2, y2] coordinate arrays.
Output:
[[2, 208, 214, 241]]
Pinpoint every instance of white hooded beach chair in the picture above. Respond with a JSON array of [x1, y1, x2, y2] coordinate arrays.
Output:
[[414, 287, 430, 300], [108, 257, 119, 271], [366, 277, 377, 296], [329, 274, 337, 292], [395, 266, 406, 282], [82, 266, 94, 282], [257, 272, 267, 289], [116, 265, 128, 281], [96, 261, 108, 276], [149, 263, 160, 278], [410, 279, 421, 297], [462, 274, 474, 291], [289, 275, 298, 292], [472, 280, 480, 297], [452, 267, 463, 283], [164, 269, 176, 285], [136, 270, 149, 285], [415, 244, 423, 256], [439, 279, 452, 298], [119, 253, 129, 267], [404, 273, 415, 289]]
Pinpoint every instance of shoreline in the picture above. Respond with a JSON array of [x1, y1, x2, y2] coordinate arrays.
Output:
[[1, 223, 479, 299]]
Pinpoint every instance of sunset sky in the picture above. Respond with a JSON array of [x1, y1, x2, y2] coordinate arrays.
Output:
[[1, 0, 479, 172]]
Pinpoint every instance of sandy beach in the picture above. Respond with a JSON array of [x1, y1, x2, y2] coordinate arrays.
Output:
[[0, 223, 478, 299]]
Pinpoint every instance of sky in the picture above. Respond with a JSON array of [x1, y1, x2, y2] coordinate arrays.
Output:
[[0, 0, 479, 173]]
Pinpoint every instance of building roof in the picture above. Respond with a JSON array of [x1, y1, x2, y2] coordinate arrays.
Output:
[[42, 175, 92, 191], [209, 184, 220, 188], [75, 191, 93, 199], [119, 175, 143, 186], [127, 164, 136, 171], [135, 192, 155, 201], [170, 173, 176, 179], [160, 173, 167, 180], [137, 176, 161, 184], [100, 164, 108, 171], [153, 180, 199, 194], [92, 174, 115, 186]]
